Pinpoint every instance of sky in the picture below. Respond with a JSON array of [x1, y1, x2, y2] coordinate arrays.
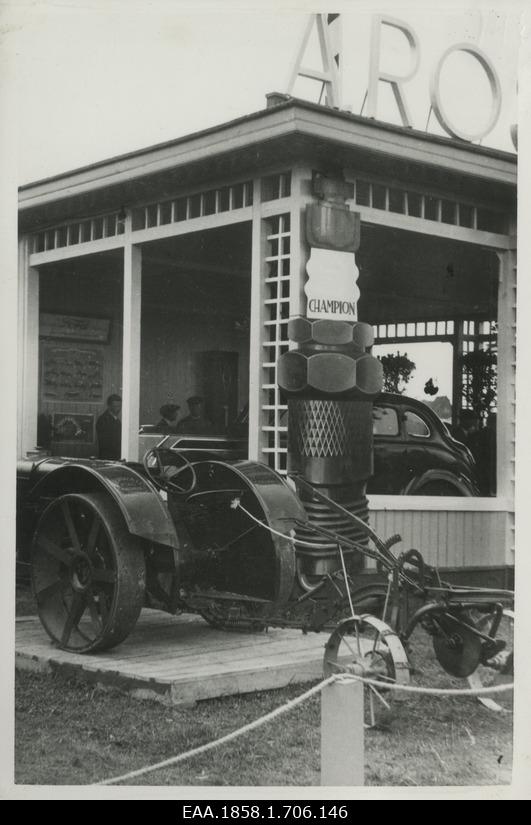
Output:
[[0, 0, 523, 186], [373, 342, 453, 404]]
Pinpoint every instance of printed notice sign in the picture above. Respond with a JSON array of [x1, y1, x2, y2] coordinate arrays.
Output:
[[305, 247, 360, 321]]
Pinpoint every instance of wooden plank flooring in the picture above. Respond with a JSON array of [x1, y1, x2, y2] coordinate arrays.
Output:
[[15, 609, 327, 705]]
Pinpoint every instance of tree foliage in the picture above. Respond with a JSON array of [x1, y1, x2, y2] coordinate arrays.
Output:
[[379, 351, 416, 394], [459, 348, 497, 421]]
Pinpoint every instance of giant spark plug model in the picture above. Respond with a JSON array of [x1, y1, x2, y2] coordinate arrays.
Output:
[[277, 316, 382, 586], [16, 175, 513, 716]]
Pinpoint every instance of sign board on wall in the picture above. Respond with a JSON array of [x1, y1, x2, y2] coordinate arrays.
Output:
[[41, 343, 104, 402], [40, 313, 111, 343], [52, 413, 95, 444]]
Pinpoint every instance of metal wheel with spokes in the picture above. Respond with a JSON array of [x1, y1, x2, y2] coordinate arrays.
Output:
[[31, 492, 146, 653], [467, 608, 514, 712], [323, 615, 410, 728]]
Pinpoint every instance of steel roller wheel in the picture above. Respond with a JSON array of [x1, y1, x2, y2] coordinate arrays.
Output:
[[31, 492, 146, 653], [323, 614, 410, 728], [467, 608, 514, 712], [181, 460, 303, 631]]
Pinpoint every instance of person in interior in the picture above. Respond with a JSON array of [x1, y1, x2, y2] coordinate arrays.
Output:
[[155, 403, 180, 433], [176, 396, 215, 434], [96, 394, 122, 460]]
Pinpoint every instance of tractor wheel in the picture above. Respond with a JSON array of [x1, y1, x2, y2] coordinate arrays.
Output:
[[31, 492, 146, 653]]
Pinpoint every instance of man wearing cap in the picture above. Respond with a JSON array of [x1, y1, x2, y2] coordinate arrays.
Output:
[[155, 403, 180, 433], [96, 394, 122, 460], [176, 396, 215, 434]]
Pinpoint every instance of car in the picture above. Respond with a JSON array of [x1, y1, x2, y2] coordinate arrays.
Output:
[[138, 392, 480, 497], [368, 393, 479, 496]]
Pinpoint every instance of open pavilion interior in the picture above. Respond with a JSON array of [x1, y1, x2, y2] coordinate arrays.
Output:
[[38, 218, 498, 478]]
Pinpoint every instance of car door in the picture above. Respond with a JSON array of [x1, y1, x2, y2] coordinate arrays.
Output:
[[402, 405, 436, 485], [369, 404, 408, 493]]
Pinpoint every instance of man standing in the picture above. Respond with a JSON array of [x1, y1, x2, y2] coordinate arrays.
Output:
[[96, 394, 122, 459], [176, 396, 214, 434]]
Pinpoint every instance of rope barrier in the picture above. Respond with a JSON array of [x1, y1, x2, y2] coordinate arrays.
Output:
[[339, 673, 514, 697], [94, 675, 338, 786], [94, 670, 513, 787]]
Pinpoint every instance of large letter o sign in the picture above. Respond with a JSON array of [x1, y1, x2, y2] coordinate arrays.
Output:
[[430, 43, 502, 142]]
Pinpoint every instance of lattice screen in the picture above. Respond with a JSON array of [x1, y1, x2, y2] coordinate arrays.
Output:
[[460, 320, 498, 417], [261, 213, 291, 473]]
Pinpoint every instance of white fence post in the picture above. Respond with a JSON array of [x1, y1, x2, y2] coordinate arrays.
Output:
[[321, 677, 364, 786]]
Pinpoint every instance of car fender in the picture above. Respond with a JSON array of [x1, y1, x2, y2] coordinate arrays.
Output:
[[403, 469, 477, 496], [25, 459, 179, 548]]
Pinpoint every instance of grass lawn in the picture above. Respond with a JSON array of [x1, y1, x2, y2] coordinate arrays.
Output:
[[15, 583, 513, 788]]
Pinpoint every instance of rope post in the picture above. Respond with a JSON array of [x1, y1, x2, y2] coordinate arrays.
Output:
[[320, 677, 364, 786]]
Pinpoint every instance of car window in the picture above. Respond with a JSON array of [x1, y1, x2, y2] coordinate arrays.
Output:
[[404, 410, 430, 438], [372, 406, 399, 436]]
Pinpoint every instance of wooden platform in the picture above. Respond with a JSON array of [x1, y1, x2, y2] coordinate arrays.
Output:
[[15, 610, 326, 705]]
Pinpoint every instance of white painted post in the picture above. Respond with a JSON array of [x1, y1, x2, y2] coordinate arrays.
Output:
[[17, 237, 40, 458], [121, 221, 142, 462], [496, 233, 517, 569], [321, 678, 364, 786], [289, 165, 313, 321], [248, 177, 264, 462], [496, 241, 517, 504]]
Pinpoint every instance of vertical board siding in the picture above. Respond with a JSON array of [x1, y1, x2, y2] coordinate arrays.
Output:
[[496, 247, 516, 565], [509, 261, 516, 560], [369, 509, 509, 568]]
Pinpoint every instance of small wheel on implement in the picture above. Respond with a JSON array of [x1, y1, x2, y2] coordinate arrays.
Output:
[[323, 615, 410, 728], [31, 492, 146, 653], [467, 608, 514, 711]]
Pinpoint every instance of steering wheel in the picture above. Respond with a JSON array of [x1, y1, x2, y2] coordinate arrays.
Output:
[[143, 448, 198, 495]]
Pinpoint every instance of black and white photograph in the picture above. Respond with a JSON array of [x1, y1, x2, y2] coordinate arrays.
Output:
[[1, 0, 530, 800]]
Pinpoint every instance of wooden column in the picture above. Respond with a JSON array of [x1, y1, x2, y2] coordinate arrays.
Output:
[[248, 177, 264, 462], [248, 168, 314, 464], [451, 319, 465, 428], [496, 240, 517, 565], [121, 220, 142, 462], [17, 237, 40, 458], [288, 165, 313, 320]]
